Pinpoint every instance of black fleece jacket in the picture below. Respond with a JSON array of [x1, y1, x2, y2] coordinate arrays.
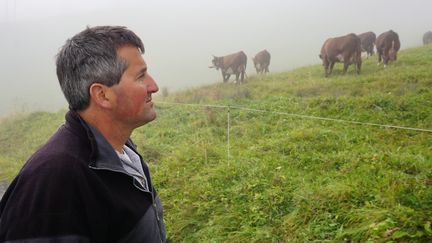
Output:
[[0, 111, 166, 242]]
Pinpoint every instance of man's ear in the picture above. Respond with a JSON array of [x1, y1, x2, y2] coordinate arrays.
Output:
[[89, 83, 113, 109]]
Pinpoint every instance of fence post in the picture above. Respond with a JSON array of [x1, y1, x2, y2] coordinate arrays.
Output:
[[227, 105, 231, 166]]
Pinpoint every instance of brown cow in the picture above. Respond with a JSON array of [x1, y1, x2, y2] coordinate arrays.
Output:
[[210, 51, 247, 83], [376, 30, 400, 67], [319, 33, 362, 77], [357, 31, 376, 57], [423, 31, 432, 45], [252, 49, 271, 74]]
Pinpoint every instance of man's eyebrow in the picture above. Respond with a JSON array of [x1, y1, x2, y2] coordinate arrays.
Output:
[[136, 67, 147, 78]]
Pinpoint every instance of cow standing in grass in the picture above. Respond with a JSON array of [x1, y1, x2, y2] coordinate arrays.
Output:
[[423, 31, 432, 45], [376, 30, 400, 67], [358, 31, 376, 57], [252, 49, 271, 74], [210, 51, 247, 83], [319, 33, 362, 77]]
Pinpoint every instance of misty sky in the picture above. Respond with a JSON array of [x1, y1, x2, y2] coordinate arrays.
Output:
[[1, 0, 431, 117]]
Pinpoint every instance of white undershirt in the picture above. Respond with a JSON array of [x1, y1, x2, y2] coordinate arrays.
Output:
[[116, 145, 150, 192]]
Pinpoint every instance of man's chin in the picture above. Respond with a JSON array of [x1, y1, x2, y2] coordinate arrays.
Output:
[[145, 112, 157, 123], [149, 113, 157, 122]]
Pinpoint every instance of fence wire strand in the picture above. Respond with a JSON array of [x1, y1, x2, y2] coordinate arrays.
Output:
[[156, 101, 432, 133]]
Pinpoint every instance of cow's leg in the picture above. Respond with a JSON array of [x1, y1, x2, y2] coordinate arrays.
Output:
[[323, 59, 330, 77], [343, 63, 349, 75], [383, 49, 389, 67], [328, 62, 335, 76], [324, 65, 329, 77], [342, 53, 353, 75], [240, 71, 245, 83], [356, 61, 362, 75], [369, 46, 374, 56], [222, 72, 228, 82], [325, 61, 334, 77], [235, 73, 240, 83], [377, 50, 382, 65]]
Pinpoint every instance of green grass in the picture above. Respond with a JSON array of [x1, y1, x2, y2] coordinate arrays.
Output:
[[0, 110, 66, 181], [1, 45, 432, 241]]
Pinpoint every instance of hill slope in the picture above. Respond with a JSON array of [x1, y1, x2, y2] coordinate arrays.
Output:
[[1, 45, 432, 241]]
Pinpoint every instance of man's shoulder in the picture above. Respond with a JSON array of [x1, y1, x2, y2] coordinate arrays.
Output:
[[20, 126, 92, 178]]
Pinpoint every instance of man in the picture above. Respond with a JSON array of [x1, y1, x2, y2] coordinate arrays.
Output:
[[0, 26, 166, 242]]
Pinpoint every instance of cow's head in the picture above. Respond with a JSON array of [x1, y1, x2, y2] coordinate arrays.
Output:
[[252, 57, 258, 68], [209, 55, 223, 70]]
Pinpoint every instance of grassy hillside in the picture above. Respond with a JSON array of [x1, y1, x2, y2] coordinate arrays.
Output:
[[1, 45, 432, 241], [0, 111, 66, 181]]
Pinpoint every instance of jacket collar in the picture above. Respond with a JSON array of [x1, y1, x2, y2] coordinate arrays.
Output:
[[64, 110, 154, 193], [87, 124, 126, 171], [64, 110, 136, 171]]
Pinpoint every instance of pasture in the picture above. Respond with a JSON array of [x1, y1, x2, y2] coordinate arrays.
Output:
[[1, 45, 431, 241]]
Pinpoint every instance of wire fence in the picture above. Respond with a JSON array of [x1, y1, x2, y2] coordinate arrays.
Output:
[[156, 101, 432, 163]]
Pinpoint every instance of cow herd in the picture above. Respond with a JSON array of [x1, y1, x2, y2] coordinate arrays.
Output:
[[319, 30, 402, 77], [209, 50, 271, 84], [424, 31, 432, 45], [210, 30, 432, 82]]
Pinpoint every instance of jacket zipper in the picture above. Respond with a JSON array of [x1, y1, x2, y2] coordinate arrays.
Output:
[[89, 165, 164, 241]]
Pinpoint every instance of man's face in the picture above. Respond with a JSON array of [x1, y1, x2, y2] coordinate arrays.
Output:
[[111, 45, 159, 128]]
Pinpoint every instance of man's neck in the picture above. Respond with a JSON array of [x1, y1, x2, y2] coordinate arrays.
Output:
[[78, 109, 131, 152]]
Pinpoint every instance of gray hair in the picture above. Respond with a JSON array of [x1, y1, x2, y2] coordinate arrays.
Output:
[[56, 26, 144, 111]]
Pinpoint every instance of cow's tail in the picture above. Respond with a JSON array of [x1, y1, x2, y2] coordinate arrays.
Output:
[[392, 39, 400, 51], [238, 57, 247, 83], [244, 58, 247, 79], [239, 64, 248, 83]]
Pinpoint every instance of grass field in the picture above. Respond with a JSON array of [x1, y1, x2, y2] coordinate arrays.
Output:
[[1, 45, 431, 242]]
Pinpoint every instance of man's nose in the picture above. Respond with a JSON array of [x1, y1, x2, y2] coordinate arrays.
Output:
[[147, 74, 159, 93]]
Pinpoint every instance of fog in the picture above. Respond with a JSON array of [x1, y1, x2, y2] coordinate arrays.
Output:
[[1, 0, 431, 117]]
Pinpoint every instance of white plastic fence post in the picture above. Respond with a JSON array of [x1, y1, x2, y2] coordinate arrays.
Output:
[[227, 105, 231, 166]]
